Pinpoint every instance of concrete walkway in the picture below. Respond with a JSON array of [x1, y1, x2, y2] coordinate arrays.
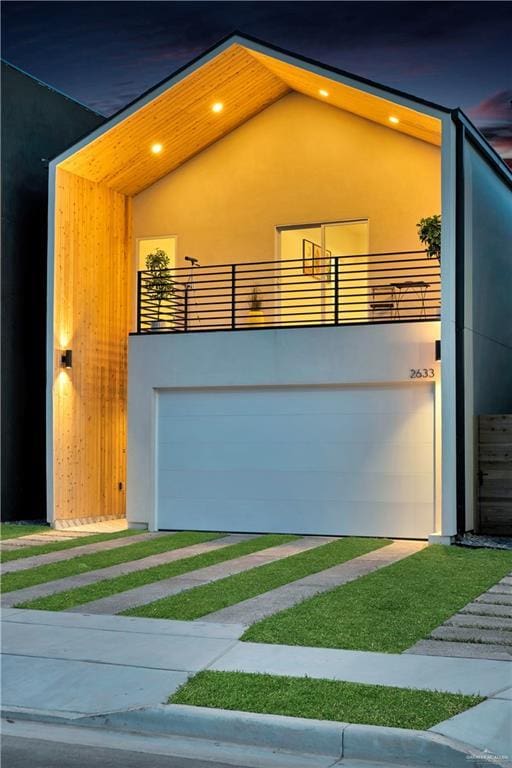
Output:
[[2, 609, 510, 765], [202, 539, 425, 625], [2, 609, 510, 702], [1, 534, 257, 608], [2, 531, 161, 573], [65, 537, 337, 615], [407, 573, 512, 661]]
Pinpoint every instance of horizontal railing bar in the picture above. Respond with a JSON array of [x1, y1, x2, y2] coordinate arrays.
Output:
[[137, 249, 429, 274]]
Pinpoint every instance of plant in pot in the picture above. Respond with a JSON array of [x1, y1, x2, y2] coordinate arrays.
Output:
[[417, 214, 441, 261], [248, 287, 265, 326], [145, 249, 175, 330]]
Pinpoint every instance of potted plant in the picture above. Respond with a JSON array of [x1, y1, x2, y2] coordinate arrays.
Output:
[[417, 214, 441, 261], [248, 287, 265, 326], [145, 249, 175, 330]]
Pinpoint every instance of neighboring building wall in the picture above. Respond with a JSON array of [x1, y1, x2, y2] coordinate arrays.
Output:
[[1, 62, 104, 521], [462, 140, 512, 529], [133, 92, 440, 269]]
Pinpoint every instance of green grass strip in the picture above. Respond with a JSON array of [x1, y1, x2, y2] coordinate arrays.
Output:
[[170, 670, 484, 731], [0, 524, 49, 540], [1, 529, 140, 563], [243, 545, 512, 652], [124, 537, 389, 620], [2, 531, 222, 593], [17, 534, 297, 611]]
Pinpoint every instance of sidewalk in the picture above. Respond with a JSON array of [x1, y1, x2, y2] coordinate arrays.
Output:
[[2, 608, 511, 763]]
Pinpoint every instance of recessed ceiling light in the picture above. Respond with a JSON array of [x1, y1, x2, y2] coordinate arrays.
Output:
[[151, 143, 163, 154], [211, 102, 224, 113], [319, 89, 329, 98], [388, 116, 400, 124]]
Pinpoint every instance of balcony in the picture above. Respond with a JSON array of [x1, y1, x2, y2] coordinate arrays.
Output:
[[136, 250, 440, 334]]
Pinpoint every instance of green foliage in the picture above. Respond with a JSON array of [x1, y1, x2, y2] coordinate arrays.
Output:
[[0, 523, 48, 540], [170, 670, 484, 731], [417, 214, 441, 260], [144, 249, 175, 321]]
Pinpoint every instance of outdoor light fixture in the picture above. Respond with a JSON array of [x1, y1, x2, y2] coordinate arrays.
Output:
[[435, 340, 441, 361], [388, 116, 400, 124], [211, 102, 224, 113], [319, 89, 329, 97], [61, 349, 73, 368], [151, 143, 163, 154]]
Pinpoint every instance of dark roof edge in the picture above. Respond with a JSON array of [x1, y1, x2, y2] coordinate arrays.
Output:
[[1, 58, 106, 118], [452, 108, 512, 189], [107, 30, 452, 123]]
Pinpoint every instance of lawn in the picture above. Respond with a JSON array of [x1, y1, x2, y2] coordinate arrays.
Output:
[[16, 534, 297, 610], [124, 537, 389, 620], [1, 529, 139, 563], [0, 523, 49, 540], [170, 670, 484, 731], [2, 531, 222, 592], [242, 545, 512, 652]]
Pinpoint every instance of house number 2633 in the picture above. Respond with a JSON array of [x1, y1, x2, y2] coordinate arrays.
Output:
[[410, 368, 435, 379]]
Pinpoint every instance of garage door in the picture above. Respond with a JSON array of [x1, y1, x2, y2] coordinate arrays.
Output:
[[157, 384, 434, 539]]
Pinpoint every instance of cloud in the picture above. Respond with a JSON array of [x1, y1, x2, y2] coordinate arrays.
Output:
[[468, 90, 512, 162]]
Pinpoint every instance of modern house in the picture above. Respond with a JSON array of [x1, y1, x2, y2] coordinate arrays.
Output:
[[45, 34, 512, 541], [1, 61, 105, 522]]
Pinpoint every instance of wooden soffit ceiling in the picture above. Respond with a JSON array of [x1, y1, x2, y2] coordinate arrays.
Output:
[[59, 43, 442, 196]]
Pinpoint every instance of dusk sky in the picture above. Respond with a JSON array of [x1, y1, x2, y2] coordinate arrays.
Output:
[[2, 1, 511, 162]]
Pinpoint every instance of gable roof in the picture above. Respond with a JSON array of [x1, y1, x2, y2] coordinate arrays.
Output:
[[53, 33, 450, 196]]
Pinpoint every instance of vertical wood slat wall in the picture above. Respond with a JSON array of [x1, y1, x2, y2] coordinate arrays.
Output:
[[53, 168, 131, 521], [477, 414, 512, 535]]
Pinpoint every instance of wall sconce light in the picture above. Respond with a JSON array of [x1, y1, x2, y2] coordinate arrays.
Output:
[[61, 349, 73, 368], [435, 340, 441, 361]]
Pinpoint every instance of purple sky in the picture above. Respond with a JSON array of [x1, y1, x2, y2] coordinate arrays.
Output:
[[2, 1, 511, 163]]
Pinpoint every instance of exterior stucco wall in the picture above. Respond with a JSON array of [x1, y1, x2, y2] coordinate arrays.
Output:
[[132, 92, 441, 267], [462, 141, 512, 528], [127, 322, 442, 534]]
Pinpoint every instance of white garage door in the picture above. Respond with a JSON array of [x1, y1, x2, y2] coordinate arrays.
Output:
[[157, 384, 434, 539]]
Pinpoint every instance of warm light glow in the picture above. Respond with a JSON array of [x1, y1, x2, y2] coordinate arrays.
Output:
[[211, 102, 224, 113], [388, 116, 400, 124], [319, 89, 329, 98], [151, 143, 163, 154]]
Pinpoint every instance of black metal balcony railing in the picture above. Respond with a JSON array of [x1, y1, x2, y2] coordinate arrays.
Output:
[[136, 250, 441, 334]]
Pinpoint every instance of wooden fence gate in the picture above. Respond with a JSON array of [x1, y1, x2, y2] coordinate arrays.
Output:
[[477, 415, 512, 535]]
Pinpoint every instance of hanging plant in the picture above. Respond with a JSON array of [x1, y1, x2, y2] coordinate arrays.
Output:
[[417, 215, 441, 261]]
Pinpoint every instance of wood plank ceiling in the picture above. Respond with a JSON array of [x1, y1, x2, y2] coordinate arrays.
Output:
[[59, 43, 442, 197]]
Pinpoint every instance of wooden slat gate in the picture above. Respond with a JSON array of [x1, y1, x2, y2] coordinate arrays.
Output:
[[477, 415, 512, 535]]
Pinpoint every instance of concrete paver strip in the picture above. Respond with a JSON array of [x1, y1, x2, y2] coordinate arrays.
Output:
[[406, 572, 512, 661], [405, 639, 512, 661], [201, 540, 425, 625], [0, 534, 257, 608], [447, 614, 512, 630], [65, 537, 337, 615], [1, 532, 162, 573]]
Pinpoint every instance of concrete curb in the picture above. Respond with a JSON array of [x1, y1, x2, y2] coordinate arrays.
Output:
[[3, 703, 508, 767]]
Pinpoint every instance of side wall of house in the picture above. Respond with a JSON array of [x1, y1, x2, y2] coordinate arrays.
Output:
[[132, 93, 440, 270], [463, 141, 512, 530], [50, 168, 131, 523]]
